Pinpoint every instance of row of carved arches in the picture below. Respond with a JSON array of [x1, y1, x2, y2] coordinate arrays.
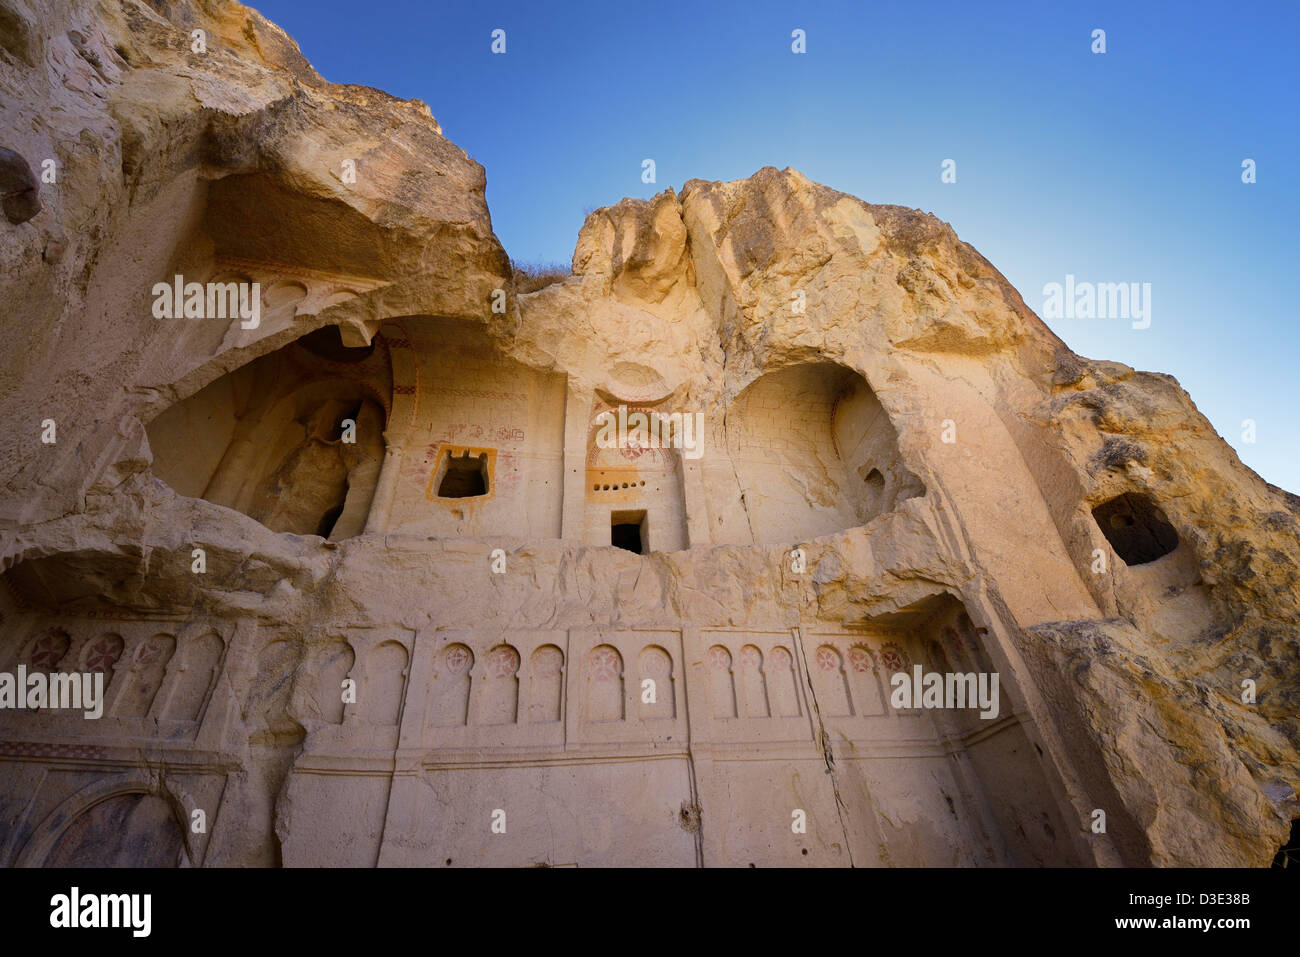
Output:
[[812, 640, 911, 719], [10, 625, 225, 723], [427, 642, 679, 727], [300, 637, 404, 727], [293, 633, 925, 737], [702, 639, 912, 721], [304, 639, 687, 732], [705, 644, 803, 719]]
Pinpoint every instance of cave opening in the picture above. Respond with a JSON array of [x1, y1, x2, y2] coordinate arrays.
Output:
[[611, 510, 647, 554], [437, 451, 489, 498], [724, 361, 924, 544], [144, 325, 391, 539], [1092, 492, 1180, 565]]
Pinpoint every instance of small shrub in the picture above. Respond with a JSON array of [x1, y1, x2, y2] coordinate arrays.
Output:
[[511, 260, 570, 294]]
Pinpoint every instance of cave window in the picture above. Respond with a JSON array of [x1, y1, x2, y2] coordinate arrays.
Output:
[[612, 510, 647, 554], [438, 450, 489, 499], [1092, 492, 1179, 565]]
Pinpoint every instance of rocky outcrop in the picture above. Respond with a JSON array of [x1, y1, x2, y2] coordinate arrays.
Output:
[[0, 0, 1294, 868], [0, 0, 507, 526]]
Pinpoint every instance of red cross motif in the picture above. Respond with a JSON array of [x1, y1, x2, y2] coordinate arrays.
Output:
[[486, 646, 519, 678], [135, 638, 165, 668], [29, 630, 70, 670], [848, 646, 874, 673], [706, 646, 731, 671], [589, 647, 621, 681], [85, 636, 124, 673], [880, 643, 907, 673], [442, 645, 472, 675]]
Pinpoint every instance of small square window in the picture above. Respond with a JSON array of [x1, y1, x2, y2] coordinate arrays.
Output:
[[611, 509, 648, 554], [435, 448, 490, 499]]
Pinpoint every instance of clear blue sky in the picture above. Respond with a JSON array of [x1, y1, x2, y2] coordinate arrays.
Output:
[[251, 0, 1299, 493]]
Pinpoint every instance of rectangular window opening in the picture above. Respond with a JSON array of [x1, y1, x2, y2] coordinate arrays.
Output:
[[611, 509, 648, 554], [438, 450, 489, 498]]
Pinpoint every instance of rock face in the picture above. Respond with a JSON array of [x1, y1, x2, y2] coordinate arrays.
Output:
[[0, 0, 1296, 868]]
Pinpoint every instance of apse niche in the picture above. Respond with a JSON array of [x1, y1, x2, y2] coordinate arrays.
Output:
[[146, 325, 392, 539], [725, 362, 923, 544]]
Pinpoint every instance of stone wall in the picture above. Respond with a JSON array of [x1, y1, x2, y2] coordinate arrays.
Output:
[[0, 0, 1296, 868]]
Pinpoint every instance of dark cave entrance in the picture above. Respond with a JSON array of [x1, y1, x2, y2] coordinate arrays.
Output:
[[1092, 492, 1179, 565], [611, 510, 647, 554]]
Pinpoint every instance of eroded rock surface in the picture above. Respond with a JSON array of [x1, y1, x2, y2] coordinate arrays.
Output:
[[0, 0, 1295, 868]]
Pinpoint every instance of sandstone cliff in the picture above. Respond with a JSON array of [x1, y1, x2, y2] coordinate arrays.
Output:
[[0, 0, 1295, 868]]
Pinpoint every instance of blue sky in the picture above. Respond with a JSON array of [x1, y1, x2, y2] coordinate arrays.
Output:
[[251, 0, 1299, 492]]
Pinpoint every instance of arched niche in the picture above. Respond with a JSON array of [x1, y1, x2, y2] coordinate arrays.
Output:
[[527, 644, 564, 724], [42, 792, 186, 867], [724, 362, 922, 544], [312, 638, 355, 725], [145, 324, 392, 539], [583, 393, 689, 552]]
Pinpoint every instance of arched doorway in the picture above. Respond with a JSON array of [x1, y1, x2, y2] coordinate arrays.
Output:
[[43, 792, 186, 867]]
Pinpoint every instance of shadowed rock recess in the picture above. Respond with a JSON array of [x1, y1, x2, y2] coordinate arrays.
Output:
[[0, 0, 1296, 869]]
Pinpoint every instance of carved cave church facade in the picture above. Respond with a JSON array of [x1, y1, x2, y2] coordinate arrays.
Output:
[[1, 2, 1294, 870]]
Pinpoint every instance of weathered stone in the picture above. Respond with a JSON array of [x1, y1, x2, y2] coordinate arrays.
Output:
[[0, 0, 1295, 869]]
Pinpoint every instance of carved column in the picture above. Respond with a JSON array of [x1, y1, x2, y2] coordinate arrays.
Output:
[[363, 441, 404, 534], [560, 381, 590, 542]]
